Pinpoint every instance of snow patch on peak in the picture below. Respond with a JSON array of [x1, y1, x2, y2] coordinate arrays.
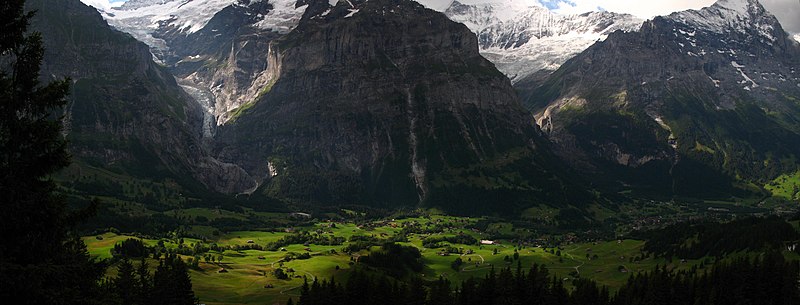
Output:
[[344, 9, 360, 18], [713, 0, 759, 14]]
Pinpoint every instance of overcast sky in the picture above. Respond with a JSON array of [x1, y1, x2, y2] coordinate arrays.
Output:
[[81, 0, 800, 34]]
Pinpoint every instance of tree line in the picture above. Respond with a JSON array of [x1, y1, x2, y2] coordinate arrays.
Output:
[[294, 252, 799, 305], [100, 254, 196, 305], [631, 216, 799, 259]]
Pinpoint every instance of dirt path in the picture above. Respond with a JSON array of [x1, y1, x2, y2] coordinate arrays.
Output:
[[544, 246, 586, 275], [460, 253, 485, 263]]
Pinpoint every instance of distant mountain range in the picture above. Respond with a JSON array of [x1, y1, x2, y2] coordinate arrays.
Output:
[[37, 0, 800, 215], [90, 0, 644, 83]]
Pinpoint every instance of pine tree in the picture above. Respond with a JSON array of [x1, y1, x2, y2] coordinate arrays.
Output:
[[0, 0, 103, 303], [405, 277, 426, 305], [151, 255, 196, 305], [169, 256, 196, 305], [136, 258, 151, 305], [115, 259, 139, 305], [428, 276, 453, 305]]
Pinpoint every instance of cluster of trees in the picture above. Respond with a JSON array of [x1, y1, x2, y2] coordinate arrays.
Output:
[[400, 223, 449, 235], [274, 268, 290, 280], [112, 238, 151, 258], [292, 263, 598, 305], [614, 252, 799, 305], [343, 234, 408, 252], [283, 251, 312, 261], [102, 254, 196, 305], [79, 208, 182, 236], [267, 168, 366, 205], [422, 234, 478, 248], [266, 231, 346, 251], [296, 253, 800, 305], [451, 257, 464, 271], [634, 216, 799, 259], [359, 243, 424, 277]]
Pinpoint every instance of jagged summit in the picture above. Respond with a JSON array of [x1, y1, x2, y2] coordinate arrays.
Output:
[[668, 0, 783, 43], [442, 0, 642, 82]]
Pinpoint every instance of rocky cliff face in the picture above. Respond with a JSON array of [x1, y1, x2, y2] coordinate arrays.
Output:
[[30, 0, 255, 194], [89, 0, 641, 124], [525, 0, 800, 197], [153, 0, 309, 125], [213, 0, 584, 212], [95, 0, 309, 127]]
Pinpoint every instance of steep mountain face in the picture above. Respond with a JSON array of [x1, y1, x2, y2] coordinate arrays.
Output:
[[90, 0, 641, 124], [442, 0, 642, 83], [96, 0, 309, 126], [29, 0, 255, 194], [213, 0, 587, 213], [525, 0, 800, 198]]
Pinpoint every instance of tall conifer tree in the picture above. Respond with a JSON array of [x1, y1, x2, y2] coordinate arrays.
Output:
[[0, 0, 103, 303]]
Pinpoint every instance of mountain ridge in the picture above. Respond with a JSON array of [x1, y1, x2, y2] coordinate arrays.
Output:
[[209, 0, 593, 213], [525, 0, 800, 198]]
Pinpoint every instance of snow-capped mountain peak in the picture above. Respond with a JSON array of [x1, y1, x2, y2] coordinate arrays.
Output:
[[714, 0, 760, 14], [669, 0, 781, 42], [109, 0, 236, 34], [445, 0, 548, 32], [91, 0, 309, 56], [443, 0, 643, 82]]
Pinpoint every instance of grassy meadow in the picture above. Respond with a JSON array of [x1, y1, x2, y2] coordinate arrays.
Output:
[[83, 213, 709, 305]]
